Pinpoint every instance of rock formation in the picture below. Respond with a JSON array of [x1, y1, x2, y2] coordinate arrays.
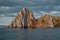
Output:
[[36, 14, 60, 28], [8, 8, 60, 28], [53, 16, 60, 27], [36, 14, 54, 28], [8, 8, 36, 28]]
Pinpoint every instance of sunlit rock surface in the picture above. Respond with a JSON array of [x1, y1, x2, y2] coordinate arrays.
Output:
[[8, 8, 36, 28], [8, 8, 60, 28], [36, 14, 54, 28], [53, 16, 60, 27]]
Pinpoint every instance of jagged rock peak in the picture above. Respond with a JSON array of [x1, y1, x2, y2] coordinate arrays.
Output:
[[8, 8, 60, 28], [22, 8, 27, 11], [21, 8, 28, 14], [8, 8, 36, 28]]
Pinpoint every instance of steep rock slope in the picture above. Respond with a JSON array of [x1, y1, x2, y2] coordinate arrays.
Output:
[[8, 8, 36, 28], [8, 8, 60, 28]]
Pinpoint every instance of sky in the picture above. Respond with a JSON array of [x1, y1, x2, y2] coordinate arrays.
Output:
[[0, 0, 60, 25]]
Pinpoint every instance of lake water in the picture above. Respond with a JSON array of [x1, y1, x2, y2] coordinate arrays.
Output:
[[0, 28, 60, 40]]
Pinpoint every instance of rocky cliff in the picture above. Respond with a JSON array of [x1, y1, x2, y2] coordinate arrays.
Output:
[[53, 16, 60, 27], [36, 14, 54, 28], [8, 8, 36, 28], [8, 8, 60, 28], [36, 14, 60, 28]]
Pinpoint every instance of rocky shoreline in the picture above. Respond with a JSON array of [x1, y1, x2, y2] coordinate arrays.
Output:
[[8, 8, 60, 28]]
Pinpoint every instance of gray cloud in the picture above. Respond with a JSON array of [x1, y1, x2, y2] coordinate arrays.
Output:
[[0, 0, 20, 6], [0, 0, 60, 17], [0, 0, 59, 6], [0, 0, 60, 25]]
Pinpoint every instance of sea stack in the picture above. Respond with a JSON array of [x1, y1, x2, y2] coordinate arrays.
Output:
[[8, 8, 36, 28], [8, 8, 60, 28]]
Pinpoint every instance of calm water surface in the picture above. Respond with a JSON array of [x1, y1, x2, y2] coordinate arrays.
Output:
[[0, 27, 60, 40]]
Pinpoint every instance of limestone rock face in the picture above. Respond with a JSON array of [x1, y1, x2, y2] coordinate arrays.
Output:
[[8, 11, 23, 28], [8, 8, 36, 28], [36, 14, 60, 28], [53, 16, 60, 27], [36, 14, 54, 28], [8, 8, 60, 28]]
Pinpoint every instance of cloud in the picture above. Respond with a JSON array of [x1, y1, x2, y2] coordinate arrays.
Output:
[[0, 0, 60, 25], [0, 0, 20, 6], [0, 6, 21, 14], [0, 17, 15, 25], [54, 6, 60, 11], [51, 11, 60, 14], [0, 6, 10, 11], [8, 13, 17, 17], [0, 0, 59, 7], [0, 14, 6, 17], [33, 11, 60, 18], [0, 12, 18, 17], [41, 11, 60, 15], [0, 0, 60, 17], [9, 0, 25, 3]]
